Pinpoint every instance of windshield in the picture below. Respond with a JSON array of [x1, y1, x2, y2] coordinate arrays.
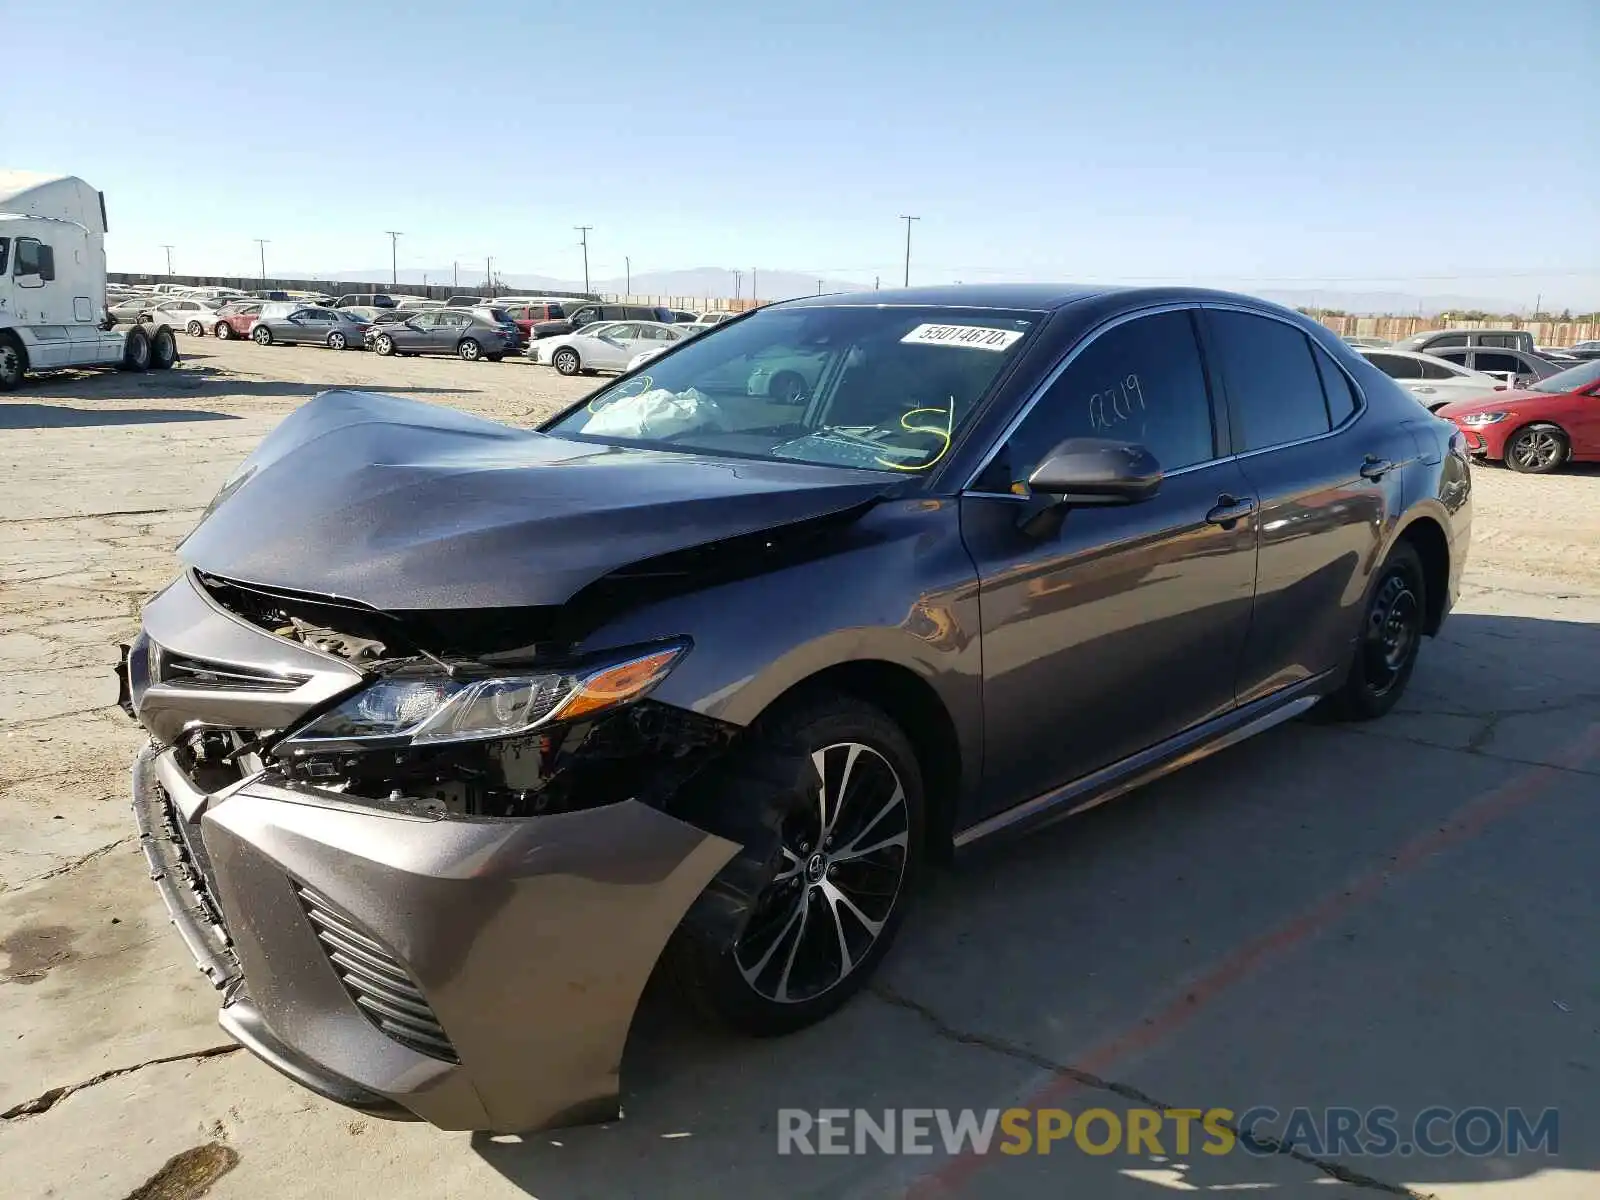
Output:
[[545, 304, 1040, 473], [1531, 359, 1600, 393]]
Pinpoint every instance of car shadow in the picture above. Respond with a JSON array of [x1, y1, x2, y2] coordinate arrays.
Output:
[[469, 610, 1600, 1198], [0, 403, 240, 430]]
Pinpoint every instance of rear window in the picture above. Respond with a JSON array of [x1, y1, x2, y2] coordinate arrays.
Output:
[[547, 303, 566, 319], [1427, 333, 1469, 348], [487, 308, 514, 323], [1367, 352, 1421, 380]]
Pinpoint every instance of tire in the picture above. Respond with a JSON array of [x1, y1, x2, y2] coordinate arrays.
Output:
[[769, 370, 807, 404], [328, 331, 347, 351], [252, 325, 273, 345], [669, 693, 924, 1036], [1504, 423, 1568, 474], [185, 320, 205, 337], [214, 321, 233, 340], [552, 347, 581, 375], [374, 333, 395, 357], [120, 326, 152, 372], [149, 326, 178, 371], [485, 354, 503, 363], [458, 338, 482, 361], [1320, 541, 1426, 721], [0, 335, 26, 391]]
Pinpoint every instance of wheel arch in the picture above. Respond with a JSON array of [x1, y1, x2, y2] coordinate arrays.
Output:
[[1392, 514, 1450, 635], [753, 658, 962, 863], [1502, 417, 1570, 459]]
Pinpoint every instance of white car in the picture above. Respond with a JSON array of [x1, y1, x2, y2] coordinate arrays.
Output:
[[530, 320, 686, 375], [142, 296, 225, 336], [1358, 347, 1503, 411]]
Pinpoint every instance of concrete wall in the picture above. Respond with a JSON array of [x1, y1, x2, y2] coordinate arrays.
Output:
[[1316, 315, 1599, 348], [107, 273, 598, 304]]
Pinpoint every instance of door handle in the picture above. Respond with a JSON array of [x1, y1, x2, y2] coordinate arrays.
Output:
[[1360, 454, 1393, 480], [1205, 494, 1256, 526], [1411, 386, 1436, 394]]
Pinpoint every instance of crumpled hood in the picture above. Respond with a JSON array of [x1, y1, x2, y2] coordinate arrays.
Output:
[[179, 389, 894, 610]]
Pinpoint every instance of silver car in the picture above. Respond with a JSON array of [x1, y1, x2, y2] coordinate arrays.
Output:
[[1357, 347, 1503, 411], [529, 320, 686, 375], [1426, 346, 1563, 389], [144, 297, 225, 336], [252, 306, 372, 351]]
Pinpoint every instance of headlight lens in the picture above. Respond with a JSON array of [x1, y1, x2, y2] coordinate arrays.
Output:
[[1460, 411, 1509, 425], [283, 643, 687, 748]]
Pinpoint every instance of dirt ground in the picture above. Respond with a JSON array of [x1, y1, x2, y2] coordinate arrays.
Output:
[[2, 336, 1598, 1199]]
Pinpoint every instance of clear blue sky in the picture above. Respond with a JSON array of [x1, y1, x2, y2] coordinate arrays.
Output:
[[3, 0, 1596, 307]]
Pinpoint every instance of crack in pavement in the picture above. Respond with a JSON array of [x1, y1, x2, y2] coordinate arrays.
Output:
[[0, 507, 194, 528], [869, 984, 1434, 1199], [13, 835, 137, 888], [0, 1044, 242, 1122]]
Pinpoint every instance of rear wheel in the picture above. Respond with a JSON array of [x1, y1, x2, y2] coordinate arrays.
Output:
[[252, 325, 273, 346], [1320, 541, 1426, 721], [149, 326, 178, 370], [670, 694, 923, 1036], [121, 326, 152, 372], [552, 347, 581, 375], [1504, 424, 1568, 474], [458, 338, 482, 361], [0, 335, 25, 391]]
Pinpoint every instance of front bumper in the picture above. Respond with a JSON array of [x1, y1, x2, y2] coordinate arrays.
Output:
[[132, 744, 739, 1131]]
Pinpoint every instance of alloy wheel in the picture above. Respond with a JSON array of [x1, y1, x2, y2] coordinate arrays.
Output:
[[734, 742, 910, 1004], [1361, 572, 1419, 697], [329, 332, 346, 350], [1509, 428, 1563, 472], [460, 339, 480, 360]]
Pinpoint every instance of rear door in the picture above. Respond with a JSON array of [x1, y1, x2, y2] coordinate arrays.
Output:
[[961, 306, 1259, 817], [1202, 307, 1406, 703]]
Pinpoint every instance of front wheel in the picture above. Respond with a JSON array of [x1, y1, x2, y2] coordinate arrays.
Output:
[[1504, 424, 1568, 474], [670, 694, 923, 1036], [0, 337, 25, 390], [328, 331, 347, 351], [185, 320, 205, 337], [1320, 541, 1426, 721], [458, 338, 482, 361], [214, 321, 233, 340], [552, 347, 581, 375], [374, 334, 395, 356], [252, 325, 273, 345]]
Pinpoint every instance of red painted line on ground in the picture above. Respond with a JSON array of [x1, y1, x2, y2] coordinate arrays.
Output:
[[909, 726, 1600, 1198]]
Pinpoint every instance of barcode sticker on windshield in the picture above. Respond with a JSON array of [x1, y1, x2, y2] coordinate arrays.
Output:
[[900, 323, 1024, 352]]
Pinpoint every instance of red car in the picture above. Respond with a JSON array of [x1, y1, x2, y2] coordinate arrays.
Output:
[[1436, 359, 1600, 474], [212, 302, 264, 340]]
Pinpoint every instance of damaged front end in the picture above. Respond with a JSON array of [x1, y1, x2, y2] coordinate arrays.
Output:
[[123, 568, 793, 1131]]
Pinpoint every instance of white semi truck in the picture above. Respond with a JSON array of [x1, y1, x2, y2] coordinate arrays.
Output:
[[0, 171, 178, 390]]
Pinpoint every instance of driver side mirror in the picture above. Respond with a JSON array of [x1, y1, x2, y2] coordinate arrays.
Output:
[[1027, 438, 1163, 504]]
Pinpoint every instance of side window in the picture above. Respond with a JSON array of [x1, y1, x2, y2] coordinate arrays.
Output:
[[1311, 344, 1359, 425], [1429, 333, 1469, 348], [1478, 333, 1515, 349], [984, 310, 1216, 489], [411, 313, 437, 328], [1368, 353, 1421, 380], [1207, 310, 1330, 451], [13, 237, 46, 284], [1414, 357, 1457, 380], [1434, 349, 1471, 366], [1473, 352, 1522, 375]]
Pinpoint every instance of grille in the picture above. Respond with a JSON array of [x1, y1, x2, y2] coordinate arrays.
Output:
[[159, 650, 307, 693], [296, 886, 458, 1063]]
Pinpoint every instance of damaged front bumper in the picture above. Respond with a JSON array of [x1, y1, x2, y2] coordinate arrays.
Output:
[[133, 744, 738, 1131]]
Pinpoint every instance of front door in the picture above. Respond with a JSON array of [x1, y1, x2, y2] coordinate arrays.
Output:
[[1200, 308, 1402, 703], [961, 307, 1259, 817]]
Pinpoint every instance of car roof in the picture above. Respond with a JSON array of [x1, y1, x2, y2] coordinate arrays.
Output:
[[778, 283, 1115, 311], [1357, 347, 1495, 376]]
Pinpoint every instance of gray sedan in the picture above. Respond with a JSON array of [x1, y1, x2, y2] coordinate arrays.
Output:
[[251, 307, 372, 351], [367, 308, 521, 361]]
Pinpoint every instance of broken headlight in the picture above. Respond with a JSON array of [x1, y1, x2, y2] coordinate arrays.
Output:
[[282, 642, 689, 749]]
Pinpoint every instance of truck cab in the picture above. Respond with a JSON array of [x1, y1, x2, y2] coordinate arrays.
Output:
[[0, 170, 177, 389]]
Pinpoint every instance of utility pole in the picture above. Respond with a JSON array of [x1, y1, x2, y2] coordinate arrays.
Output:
[[732, 270, 743, 302], [875, 275, 880, 291], [625, 255, 631, 295], [161, 245, 174, 276], [453, 261, 459, 290], [385, 231, 402, 286], [485, 256, 493, 297], [752, 268, 758, 304], [253, 239, 269, 282], [574, 226, 593, 293], [817, 279, 823, 294], [899, 215, 919, 287], [1534, 292, 1542, 317]]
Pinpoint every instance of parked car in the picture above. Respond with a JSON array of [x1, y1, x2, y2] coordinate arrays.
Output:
[[1391, 328, 1535, 355], [143, 297, 225, 336], [1427, 347, 1561, 389], [1341, 335, 1390, 348], [671, 310, 698, 323], [212, 302, 265, 340], [367, 307, 519, 360], [1534, 346, 1580, 365], [251, 305, 371, 350], [498, 299, 580, 340], [249, 290, 292, 301], [108, 295, 161, 324], [529, 320, 687, 374], [1356, 348, 1504, 411], [121, 284, 1470, 1133], [1436, 358, 1600, 473], [1562, 340, 1600, 361], [395, 297, 444, 311], [530, 302, 676, 339], [444, 295, 487, 308], [334, 293, 397, 309]]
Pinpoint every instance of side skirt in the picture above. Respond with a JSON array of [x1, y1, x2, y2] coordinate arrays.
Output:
[[952, 671, 1334, 852]]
